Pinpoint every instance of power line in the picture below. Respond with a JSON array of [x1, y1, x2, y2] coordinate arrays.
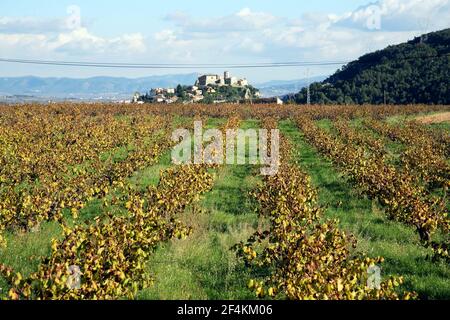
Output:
[[0, 58, 348, 69], [0, 52, 447, 69]]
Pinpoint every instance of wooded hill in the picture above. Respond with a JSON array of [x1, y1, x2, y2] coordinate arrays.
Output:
[[294, 28, 450, 105]]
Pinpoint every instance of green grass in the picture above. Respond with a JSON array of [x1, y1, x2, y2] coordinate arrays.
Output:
[[129, 149, 173, 189], [0, 221, 62, 298], [428, 122, 450, 132], [315, 119, 333, 130], [279, 119, 450, 300], [137, 119, 261, 300], [205, 117, 227, 129], [136, 165, 260, 300]]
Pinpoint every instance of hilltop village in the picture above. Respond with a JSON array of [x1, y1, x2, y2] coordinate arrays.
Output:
[[134, 71, 283, 104]]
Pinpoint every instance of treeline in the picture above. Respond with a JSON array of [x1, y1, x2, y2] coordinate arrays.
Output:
[[293, 28, 450, 105], [202, 85, 259, 103]]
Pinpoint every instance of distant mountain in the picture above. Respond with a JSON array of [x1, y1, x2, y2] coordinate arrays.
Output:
[[0, 74, 199, 100], [0, 73, 331, 101], [295, 28, 450, 104], [256, 76, 326, 98]]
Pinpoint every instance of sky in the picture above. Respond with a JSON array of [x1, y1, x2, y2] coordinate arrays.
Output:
[[1, 0, 449, 82]]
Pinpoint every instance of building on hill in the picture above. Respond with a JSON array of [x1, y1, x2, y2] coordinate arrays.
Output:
[[150, 88, 175, 96], [237, 79, 248, 86], [152, 94, 166, 103], [224, 76, 237, 86], [196, 74, 220, 87], [132, 92, 140, 103], [135, 70, 259, 104], [195, 71, 248, 88]]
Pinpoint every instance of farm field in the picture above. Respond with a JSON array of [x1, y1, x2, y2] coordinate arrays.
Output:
[[0, 103, 449, 300]]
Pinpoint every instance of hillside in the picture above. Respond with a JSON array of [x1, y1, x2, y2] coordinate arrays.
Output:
[[295, 28, 450, 105]]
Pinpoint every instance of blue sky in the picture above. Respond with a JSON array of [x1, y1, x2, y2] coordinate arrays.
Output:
[[1, 0, 449, 82], [1, 1, 370, 29]]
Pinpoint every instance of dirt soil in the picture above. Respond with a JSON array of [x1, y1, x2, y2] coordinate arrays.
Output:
[[416, 112, 450, 124]]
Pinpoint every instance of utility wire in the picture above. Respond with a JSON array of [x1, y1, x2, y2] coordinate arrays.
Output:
[[0, 58, 348, 69], [0, 52, 447, 69]]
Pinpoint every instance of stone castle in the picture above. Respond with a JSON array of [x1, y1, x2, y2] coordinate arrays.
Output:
[[195, 71, 248, 88]]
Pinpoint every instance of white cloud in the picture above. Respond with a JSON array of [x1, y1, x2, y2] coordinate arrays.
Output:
[[154, 29, 178, 43], [0, 22, 147, 57], [157, 1, 450, 64], [0, 1, 449, 80], [115, 33, 146, 53], [0, 16, 68, 34], [239, 38, 265, 53], [336, 0, 450, 32], [164, 7, 279, 34], [151, 2, 449, 79], [52, 28, 146, 55]]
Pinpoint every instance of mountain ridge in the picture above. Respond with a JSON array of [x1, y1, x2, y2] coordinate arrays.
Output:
[[0, 74, 200, 99]]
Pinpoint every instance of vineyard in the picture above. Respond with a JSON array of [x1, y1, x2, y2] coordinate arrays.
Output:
[[0, 103, 449, 300]]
